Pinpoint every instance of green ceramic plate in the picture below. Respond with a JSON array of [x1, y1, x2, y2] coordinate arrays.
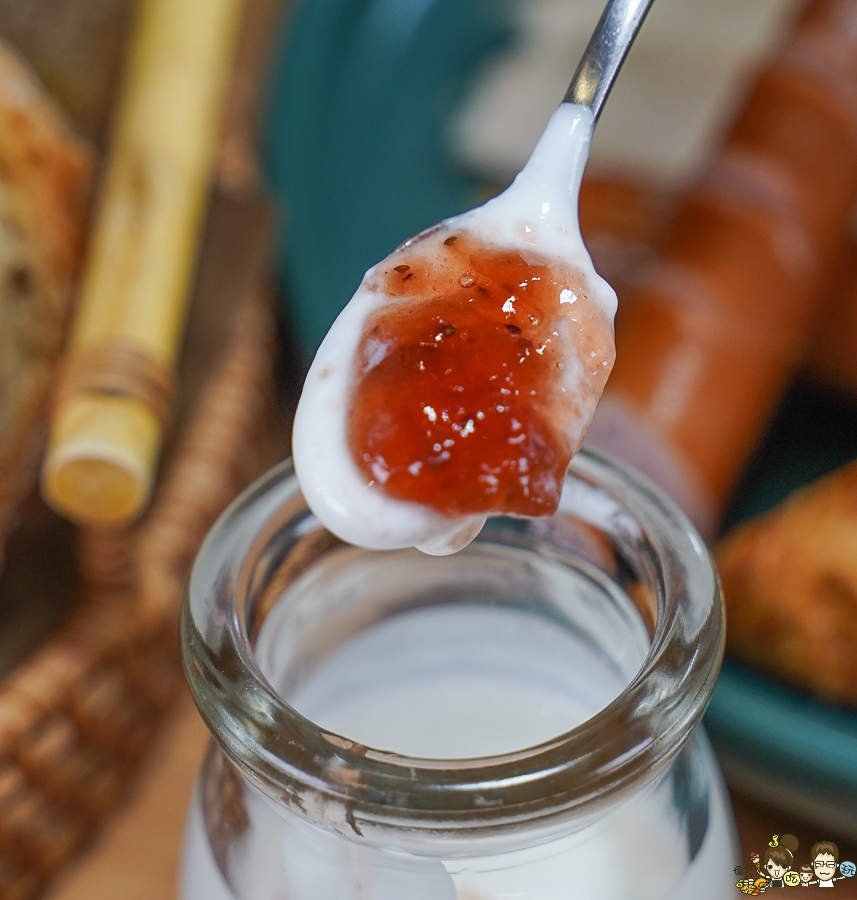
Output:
[[265, 0, 509, 358]]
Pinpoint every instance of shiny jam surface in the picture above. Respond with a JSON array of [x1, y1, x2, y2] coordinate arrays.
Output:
[[347, 232, 614, 517]]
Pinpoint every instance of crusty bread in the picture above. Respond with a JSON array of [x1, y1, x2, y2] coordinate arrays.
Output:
[[717, 461, 857, 704], [0, 40, 92, 560]]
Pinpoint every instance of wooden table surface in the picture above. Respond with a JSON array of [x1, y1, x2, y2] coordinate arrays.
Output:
[[44, 690, 857, 900]]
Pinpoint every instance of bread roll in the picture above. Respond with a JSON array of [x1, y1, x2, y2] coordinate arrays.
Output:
[[717, 460, 857, 703], [0, 40, 92, 561]]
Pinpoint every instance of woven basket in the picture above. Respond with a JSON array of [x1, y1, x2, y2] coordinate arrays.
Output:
[[0, 290, 279, 900]]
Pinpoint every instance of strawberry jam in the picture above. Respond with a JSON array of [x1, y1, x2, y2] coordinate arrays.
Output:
[[346, 231, 614, 517]]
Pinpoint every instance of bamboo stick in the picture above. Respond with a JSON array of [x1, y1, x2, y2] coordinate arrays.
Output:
[[42, 0, 244, 525]]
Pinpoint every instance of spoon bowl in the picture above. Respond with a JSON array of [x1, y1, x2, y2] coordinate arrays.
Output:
[[293, 0, 656, 554]]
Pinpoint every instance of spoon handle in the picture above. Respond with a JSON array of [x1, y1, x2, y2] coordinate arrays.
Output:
[[564, 0, 656, 119]]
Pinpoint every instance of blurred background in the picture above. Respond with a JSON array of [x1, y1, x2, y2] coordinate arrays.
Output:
[[2, 0, 857, 896]]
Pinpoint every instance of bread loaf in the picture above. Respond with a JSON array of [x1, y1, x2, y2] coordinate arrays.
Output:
[[0, 40, 92, 561]]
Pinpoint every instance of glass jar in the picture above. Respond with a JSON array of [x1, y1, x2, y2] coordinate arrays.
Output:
[[180, 448, 738, 900]]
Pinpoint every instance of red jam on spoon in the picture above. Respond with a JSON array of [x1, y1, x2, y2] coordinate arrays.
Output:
[[347, 231, 614, 517]]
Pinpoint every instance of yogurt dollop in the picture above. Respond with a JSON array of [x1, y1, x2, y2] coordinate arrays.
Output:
[[293, 104, 617, 554]]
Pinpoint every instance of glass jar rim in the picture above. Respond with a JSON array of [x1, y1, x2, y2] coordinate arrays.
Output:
[[181, 448, 723, 841]]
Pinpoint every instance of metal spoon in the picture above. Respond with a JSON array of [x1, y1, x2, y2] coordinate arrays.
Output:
[[565, 0, 656, 119], [292, 0, 658, 556]]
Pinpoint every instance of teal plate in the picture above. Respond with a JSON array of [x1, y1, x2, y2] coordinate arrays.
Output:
[[265, 0, 509, 358], [263, 0, 857, 831], [708, 380, 857, 834], [708, 663, 857, 837]]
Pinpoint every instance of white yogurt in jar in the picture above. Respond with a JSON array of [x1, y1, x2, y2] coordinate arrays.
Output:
[[181, 603, 736, 900]]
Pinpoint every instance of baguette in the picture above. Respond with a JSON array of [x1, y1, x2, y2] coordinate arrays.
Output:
[[589, 0, 857, 530]]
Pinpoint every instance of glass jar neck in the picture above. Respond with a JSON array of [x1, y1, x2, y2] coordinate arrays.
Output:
[[181, 449, 723, 853]]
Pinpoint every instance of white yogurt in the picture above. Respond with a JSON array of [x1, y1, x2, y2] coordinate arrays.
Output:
[[292, 103, 617, 555], [181, 604, 737, 900]]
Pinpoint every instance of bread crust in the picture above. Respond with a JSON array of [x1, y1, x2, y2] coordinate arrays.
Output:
[[0, 40, 92, 555], [717, 461, 857, 703]]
